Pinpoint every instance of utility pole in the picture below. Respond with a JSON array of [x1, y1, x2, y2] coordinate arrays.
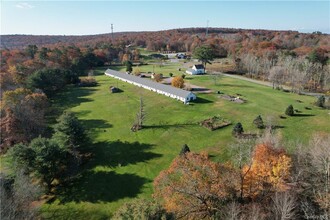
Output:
[[206, 20, 209, 38], [111, 23, 114, 40]]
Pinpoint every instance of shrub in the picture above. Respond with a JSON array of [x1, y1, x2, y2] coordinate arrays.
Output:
[[285, 105, 294, 116], [133, 68, 141, 76], [78, 77, 97, 87], [171, 76, 184, 88], [232, 122, 244, 136], [153, 73, 162, 82], [315, 95, 325, 108], [181, 74, 186, 79], [253, 115, 264, 129], [169, 73, 173, 77], [179, 144, 190, 156], [113, 199, 173, 220]]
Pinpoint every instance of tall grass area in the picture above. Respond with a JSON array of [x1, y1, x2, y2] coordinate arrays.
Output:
[[42, 66, 329, 219]]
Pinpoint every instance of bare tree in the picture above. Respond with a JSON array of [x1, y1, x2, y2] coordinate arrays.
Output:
[[269, 66, 286, 89], [247, 203, 265, 220], [257, 124, 283, 150], [131, 97, 146, 131], [224, 202, 241, 220], [209, 73, 222, 86], [271, 191, 297, 220], [230, 139, 254, 201], [0, 170, 42, 220], [309, 134, 330, 218]]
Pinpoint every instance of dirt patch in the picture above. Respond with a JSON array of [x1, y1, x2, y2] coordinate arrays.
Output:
[[220, 94, 246, 103], [185, 82, 212, 94]]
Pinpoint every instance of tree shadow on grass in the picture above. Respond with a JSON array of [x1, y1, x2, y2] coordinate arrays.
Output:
[[80, 119, 113, 139], [293, 114, 315, 117], [56, 170, 149, 204], [55, 140, 161, 204], [48, 86, 97, 124], [89, 140, 162, 168], [143, 123, 198, 130]]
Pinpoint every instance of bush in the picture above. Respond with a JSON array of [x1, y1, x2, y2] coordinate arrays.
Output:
[[169, 73, 173, 77], [315, 95, 325, 108], [285, 105, 294, 116], [253, 115, 264, 129], [232, 122, 244, 136], [179, 144, 190, 156], [171, 76, 184, 88], [181, 74, 186, 79], [113, 199, 173, 220], [78, 77, 97, 87], [153, 73, 162, 82]]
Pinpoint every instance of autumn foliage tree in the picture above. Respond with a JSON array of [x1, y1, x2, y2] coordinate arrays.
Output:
[[154, 152, 239, 219], [171, 76, 184, 88], [0, 88, 47, 150], [242, 143, 292, 199]]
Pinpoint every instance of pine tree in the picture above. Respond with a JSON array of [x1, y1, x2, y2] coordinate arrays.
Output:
[[285, 105, 294, 116], [315, 95, 325, 108], [232, 122, 244, 136], [53, 111, 86, 149], [253, 115, 264, 129], [179, 144, 190, 156]]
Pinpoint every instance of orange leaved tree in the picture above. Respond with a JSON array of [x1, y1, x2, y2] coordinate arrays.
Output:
[[154, 152, 239, 219], [171, 76, 184, 88], [242, 144, 291, 199]]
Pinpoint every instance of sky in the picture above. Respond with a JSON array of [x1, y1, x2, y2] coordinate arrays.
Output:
[[1, 1, 329, 35]]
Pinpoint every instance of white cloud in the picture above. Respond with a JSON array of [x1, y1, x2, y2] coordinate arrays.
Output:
[[15, 2, 35, 9]]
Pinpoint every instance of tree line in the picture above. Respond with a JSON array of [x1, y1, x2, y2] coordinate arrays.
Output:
[[0, 43, 117, 150]]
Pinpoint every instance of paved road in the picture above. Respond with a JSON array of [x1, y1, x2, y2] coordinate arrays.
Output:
[[221, 73, 325, 98]]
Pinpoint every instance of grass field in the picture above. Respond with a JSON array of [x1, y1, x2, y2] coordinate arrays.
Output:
[[41, 66, 329, 219]]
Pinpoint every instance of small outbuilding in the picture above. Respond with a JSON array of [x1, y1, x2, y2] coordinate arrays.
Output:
[[109, 86, 119, 93], [185, 64, 205, 75]]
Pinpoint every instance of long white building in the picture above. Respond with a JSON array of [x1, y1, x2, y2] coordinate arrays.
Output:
[[105, 69, 197, 104]]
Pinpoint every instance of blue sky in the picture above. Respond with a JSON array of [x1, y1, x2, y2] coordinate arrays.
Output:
[[1, 1, 329, 35]]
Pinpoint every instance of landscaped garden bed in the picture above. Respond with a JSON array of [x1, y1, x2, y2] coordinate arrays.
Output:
[[199, 116, 232, 131]]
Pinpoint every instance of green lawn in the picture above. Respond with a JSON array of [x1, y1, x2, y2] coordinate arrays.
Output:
[[42, 66, 330, 219]]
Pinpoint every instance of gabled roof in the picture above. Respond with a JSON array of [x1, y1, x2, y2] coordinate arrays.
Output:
[[193, 64, 205, 69], [105, 69, 194, 99]]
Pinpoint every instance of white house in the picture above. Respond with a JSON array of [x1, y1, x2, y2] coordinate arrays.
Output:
[[105, 69, 197, 104], [186, 64, 205, 75]]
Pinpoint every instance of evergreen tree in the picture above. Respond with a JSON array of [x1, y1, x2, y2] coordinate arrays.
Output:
[[285, 105, 294, 116], [315, 95, 325, 108], [53, 111, 86, 149], [125, 61, 133, 73], [253, 115, 264, 129], [179, 144, 190, 156], [10, 137, 67, 192], [193, 45, 215, 71], [232, 122, 244, 136]]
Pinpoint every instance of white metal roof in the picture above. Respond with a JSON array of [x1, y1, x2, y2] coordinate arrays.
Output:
[[105, 69, 195, 99]]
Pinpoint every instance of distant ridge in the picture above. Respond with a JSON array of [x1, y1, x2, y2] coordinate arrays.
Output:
[[1, 27, 324, 49]]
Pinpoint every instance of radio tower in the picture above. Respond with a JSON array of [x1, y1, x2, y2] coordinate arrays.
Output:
[[206, 20, 209, 38], [111, 24, 114, 40]]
